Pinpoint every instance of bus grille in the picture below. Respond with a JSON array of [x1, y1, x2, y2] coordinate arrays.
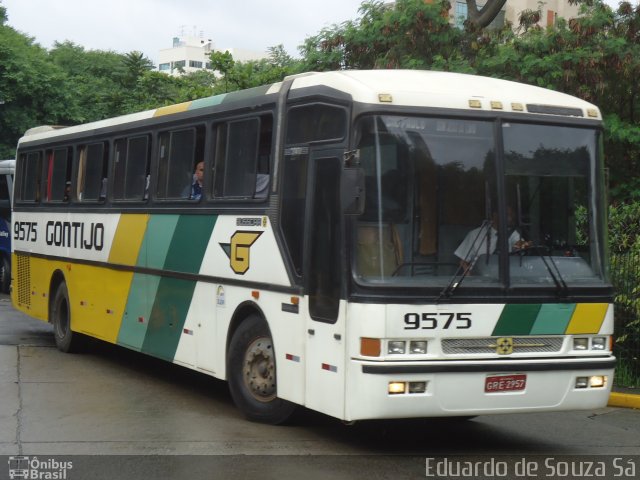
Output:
[[442, 337, 564, 355], [16, 254, 31, 307]]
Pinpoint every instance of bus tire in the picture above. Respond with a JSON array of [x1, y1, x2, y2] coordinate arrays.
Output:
[[51, 282, 83, 353], [227, 314, 296, 424], [0, 255, 9, 294]]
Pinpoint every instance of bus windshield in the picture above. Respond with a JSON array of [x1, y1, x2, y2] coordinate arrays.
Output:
[[352, 115, 606, 289]]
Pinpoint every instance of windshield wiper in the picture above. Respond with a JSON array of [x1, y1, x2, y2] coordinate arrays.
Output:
[[436, 219, 491, 302]]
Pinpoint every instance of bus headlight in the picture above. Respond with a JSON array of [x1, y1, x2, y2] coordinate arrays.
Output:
[[591, 337, 606, 350], [388, 341, 406, 355], [388, 382, 406, 394], [573, 338, 589, 350], [409, 340, 428, 354], [575, 375, 607, 389]]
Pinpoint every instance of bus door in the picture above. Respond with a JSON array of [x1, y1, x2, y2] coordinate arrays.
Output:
[[303, 148, 347, 419]]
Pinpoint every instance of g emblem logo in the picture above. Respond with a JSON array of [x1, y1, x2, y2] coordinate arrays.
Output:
[[220, 231, 263, 274]]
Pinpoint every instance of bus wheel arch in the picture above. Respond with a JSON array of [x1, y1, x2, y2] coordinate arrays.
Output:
[[49, 272, 83, 353], [226, 305, 296, 424]]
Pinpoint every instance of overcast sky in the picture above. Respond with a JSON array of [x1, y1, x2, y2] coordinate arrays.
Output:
[[2, 0, 364, 64], [2, 0, 630, 66]]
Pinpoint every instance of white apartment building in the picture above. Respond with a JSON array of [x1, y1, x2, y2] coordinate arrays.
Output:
[[158, 36, 267, 76]]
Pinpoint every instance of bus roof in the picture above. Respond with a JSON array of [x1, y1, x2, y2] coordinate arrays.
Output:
[[18, 70, 600, 146]]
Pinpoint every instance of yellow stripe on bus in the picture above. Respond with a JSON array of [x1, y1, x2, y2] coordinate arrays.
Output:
[[565, 303, 608, 334], [153, 102, 192, 117], [108, 214, 149, 265], [69, 263, 133, 343]]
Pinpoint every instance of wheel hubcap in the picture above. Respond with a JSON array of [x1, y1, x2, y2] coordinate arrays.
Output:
[[243, 336, 276, 402]]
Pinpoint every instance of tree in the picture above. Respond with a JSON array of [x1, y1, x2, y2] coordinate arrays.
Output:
[[209, 50, 235, 92], [466, 0, 508, 28], [0, 23, 77, 157], [300, 0, 468, 71], [122, 50, 154, 89]]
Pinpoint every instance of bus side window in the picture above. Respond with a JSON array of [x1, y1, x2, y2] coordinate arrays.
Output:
[[223, 118, 260, 198], [156, 125, 205, 200], [19, 152, 42, 202], [77, 142, 108, 202], [45, 147, 72, 202], [113, 135, 150, 201]]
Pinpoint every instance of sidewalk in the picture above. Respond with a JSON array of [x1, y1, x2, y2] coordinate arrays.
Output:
[[609, 386, 640, 409]]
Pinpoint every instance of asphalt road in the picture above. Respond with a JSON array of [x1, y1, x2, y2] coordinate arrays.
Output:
[[1, 293, 639, 479]]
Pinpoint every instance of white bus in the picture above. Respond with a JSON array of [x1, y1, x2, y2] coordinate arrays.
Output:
[[11, 70, 615, 423]]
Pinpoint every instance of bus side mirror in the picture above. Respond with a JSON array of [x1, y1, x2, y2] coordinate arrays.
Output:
[[341, 167, 365, 215]]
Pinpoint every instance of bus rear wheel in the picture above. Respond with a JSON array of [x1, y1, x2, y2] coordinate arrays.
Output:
[[51, 281, 83, 353], [227, 314, 296, 424]]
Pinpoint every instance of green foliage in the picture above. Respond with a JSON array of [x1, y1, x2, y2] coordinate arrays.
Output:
[[0, 24, 76, 158], [209, 45, 300, 94], [300, 0, 469, 71], [608, 202, 640, 386]]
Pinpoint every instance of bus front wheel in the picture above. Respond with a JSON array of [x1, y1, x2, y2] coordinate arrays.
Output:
[[227, 314, 296, 424], [51, 282, 83, 353]]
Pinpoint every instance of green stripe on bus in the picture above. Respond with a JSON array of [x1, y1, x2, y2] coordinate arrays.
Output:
[[530, 303, 576, 335], [137, 215, 180, 269], [141, 277, 196, 361], [492, 304, 541, 335], [189, 94, 227, 110], [117, 273, 161, 350], [138, 214, 217, 361], [163, 215, 217, 274]]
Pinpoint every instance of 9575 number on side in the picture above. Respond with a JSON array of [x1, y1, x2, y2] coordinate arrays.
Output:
[[404, 312, 472, 330]]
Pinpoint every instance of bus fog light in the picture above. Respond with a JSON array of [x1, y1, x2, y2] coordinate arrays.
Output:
[[589, 376, 606, 388], [575, 377, 588, 388], [409, 340, 428, 354], [388, 382, 406, 394], [591, 337, 606, 350], [408, 381, 427, 394], [573, 338, 588, 351], [388, 341, 406, 355]]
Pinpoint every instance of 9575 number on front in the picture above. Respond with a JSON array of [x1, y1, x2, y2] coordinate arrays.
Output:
[[404, 312, 472, 330]]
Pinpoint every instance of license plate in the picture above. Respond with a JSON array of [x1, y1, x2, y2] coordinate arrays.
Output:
[[485, 374, 527, 393]]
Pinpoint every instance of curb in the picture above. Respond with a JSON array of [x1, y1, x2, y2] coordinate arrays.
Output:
[[608, 392, 640, 409]]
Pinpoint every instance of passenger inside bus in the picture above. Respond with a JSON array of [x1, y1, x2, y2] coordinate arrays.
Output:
[[454, 207, 530, 274], [184, 161, 204, 200]]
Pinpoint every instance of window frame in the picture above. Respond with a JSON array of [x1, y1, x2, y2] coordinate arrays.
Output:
[[112, 133, 151, 203], [155, 125, 206, 202], [76, 141, 109, 203]]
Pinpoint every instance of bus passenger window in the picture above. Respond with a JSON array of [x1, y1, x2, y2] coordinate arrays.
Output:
[[113, 135, 150, 201], [19, 152, 42, 202], [212, 118, 256, 199], [77, 142, 108, 202], [157, 126, 205, 200], [45, 147, 72, 202]]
